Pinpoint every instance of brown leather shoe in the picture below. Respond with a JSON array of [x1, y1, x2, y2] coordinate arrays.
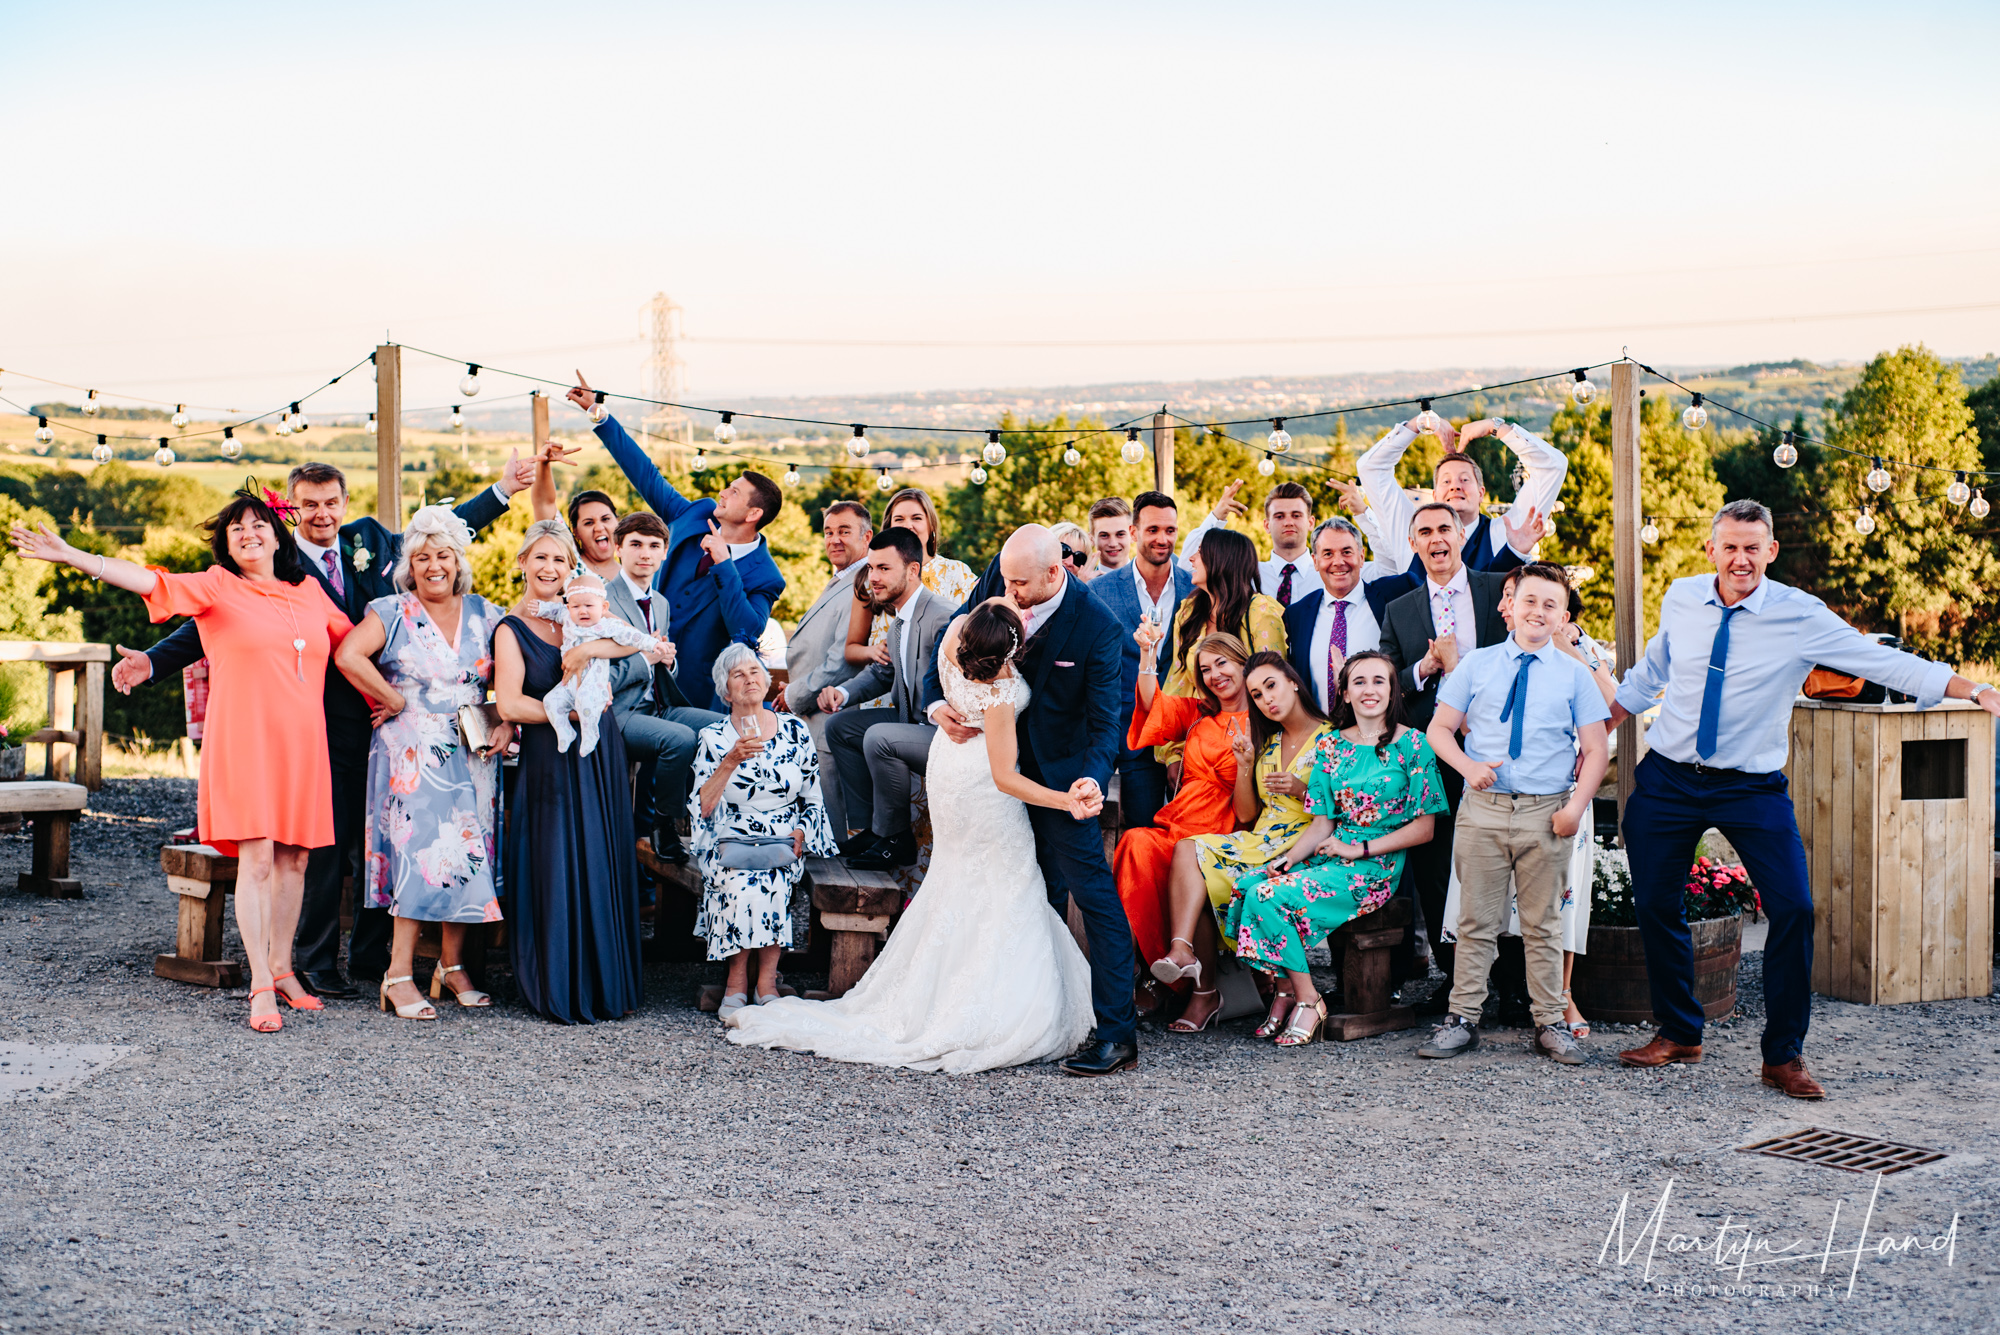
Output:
[[1618, 1033, 1704, 1067], [1760, 1056, 1826, 1099]]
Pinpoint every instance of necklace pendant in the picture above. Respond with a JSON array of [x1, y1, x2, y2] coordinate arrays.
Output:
[[292, 637, 307, 653]]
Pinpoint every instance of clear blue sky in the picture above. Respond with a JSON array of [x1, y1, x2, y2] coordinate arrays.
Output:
[[4, 1, 1997, 416]]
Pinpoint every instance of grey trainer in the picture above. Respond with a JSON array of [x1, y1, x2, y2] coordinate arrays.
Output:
[[1417, 1014, 1480, 1059], [1536, 1023, 1585, 1065]]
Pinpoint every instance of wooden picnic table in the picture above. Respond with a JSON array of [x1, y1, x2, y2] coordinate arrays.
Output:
[[0, 642, 109, 791]]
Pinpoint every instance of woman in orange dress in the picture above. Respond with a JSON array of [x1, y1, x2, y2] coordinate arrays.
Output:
[[12, 487, 351, 1033], [1114, 630, 1252, 1032]]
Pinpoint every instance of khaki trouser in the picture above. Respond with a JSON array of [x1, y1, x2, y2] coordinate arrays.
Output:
[[1447, 789, 1571, 1027]]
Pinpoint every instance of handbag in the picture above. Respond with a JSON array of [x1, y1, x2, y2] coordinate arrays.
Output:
[[715, 834, 800, 871], [1802, 634, 1914, 706], [457, 703, 506, 752]]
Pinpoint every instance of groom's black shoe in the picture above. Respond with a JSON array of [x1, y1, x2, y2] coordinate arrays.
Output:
[[299, 970, 357, 1000], [836, 831, 880, 860], [1060, 1038, 1138, 1078], [847, 831, 918, 871]]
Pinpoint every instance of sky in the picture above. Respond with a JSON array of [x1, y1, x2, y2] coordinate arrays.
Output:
[[3, 0, 1998, 421]]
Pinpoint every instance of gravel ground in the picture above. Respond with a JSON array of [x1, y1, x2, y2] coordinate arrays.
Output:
[[1, 778, 1995, 1334]]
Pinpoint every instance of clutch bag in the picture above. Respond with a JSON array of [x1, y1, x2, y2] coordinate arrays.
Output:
[[715, 835, 800, 871], [457, 702, 505, 752]]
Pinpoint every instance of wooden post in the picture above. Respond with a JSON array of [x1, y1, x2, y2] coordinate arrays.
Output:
[[78, 660, 103, 790], [1152, 407, 1173, 500], [1611, 361, 1644, 833], [45, 667, 75, 783], [375, 343, 403, 531], [529, 390, 549, 457]]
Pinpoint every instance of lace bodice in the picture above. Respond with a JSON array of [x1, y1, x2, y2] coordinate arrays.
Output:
[[940, 654, 1030, 728]]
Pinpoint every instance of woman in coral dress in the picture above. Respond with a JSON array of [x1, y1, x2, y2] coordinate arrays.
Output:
[[12, 489, 351, 1032], [1114, 630, 1252, 1030]]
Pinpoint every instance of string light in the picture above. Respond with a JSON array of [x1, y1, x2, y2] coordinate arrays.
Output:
[[172, 404, 190, 429], [1266, 418, 1291, 454], [589, 390, 607, 424], [691, 449, 707, 472], [33, 416, 53, 447], [1972, 490, 1991, 519], [876, 468, 894, 492], [1947, 471, 1971, 506], [1865, 457, 1892, 492], [1681, 393, 1706, 432], [91, 435, 112, 464], [153, 437, 175, 468], [847, 425, 870, 460], [1121, 427, 1146, 465], [982, 431, 1007, 466], [1062, 446, 1082, 467], [81, 390, 100, 418], [782, 464, 801, 488], [1412, 399, 1441, 435], [459, 364, 482, 397], [365, 412, 377, 434], [1570, 369, 1595, 405], [714, 412, 736, 445], [220, 427, 241, 460], [1639, 518, 1660, 545], [1773, 431, 1798, 468], [290, 402, 308, 432], [968, 464, 988, 485], [1854, 506, 1875, 535], [275, 412, 293, 436], [450, 406, 466, 432], [1256, 454, 1276, 477]]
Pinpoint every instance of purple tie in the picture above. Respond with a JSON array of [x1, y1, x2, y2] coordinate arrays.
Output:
[[1276, 563, 1296, 605], [1328, 598, 1349, 708], [323, 549, 344, 598]]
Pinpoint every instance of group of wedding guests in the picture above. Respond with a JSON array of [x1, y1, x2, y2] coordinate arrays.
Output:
[[15, 390, 1998, 1097]]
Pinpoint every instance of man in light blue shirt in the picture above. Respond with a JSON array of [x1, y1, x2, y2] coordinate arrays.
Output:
[[1609, 499, 2000, 1097], [1423, 564, 1610, 1064]]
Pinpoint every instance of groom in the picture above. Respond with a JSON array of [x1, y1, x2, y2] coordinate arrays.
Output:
[[924, 525, 1137, 1076]]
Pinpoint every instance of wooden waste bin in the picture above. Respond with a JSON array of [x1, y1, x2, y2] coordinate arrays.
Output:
[[1787, 698, 1994, 1003]]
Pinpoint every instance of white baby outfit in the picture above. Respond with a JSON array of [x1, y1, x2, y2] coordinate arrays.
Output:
[[532, 600, 659, 756]]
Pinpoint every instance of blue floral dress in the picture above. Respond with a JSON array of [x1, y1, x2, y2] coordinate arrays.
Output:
[[361, 593, 505, 924], [1227, 727, 1447, 975], [687, 713, 839, 961]]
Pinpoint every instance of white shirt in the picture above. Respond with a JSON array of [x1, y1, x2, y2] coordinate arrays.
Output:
[[1177, 512, 1317, 606], [295, 533, 338, 578], [1356, 421, 1568, 569], [726, 537, 761, 562], [1131, 558, 1178, 630], [1020, 576, 1067, 638], [1307, 581, 1383, 711], [1412, 564, 1475, 691]]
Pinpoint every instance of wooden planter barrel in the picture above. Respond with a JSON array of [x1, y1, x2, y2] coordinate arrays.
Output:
[[1570, 914, 1743, 1025]]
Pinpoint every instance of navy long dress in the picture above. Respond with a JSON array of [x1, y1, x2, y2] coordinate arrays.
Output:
[[501, 615, 643, 1024]]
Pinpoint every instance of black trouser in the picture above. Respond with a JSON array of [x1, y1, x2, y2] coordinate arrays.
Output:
[[294, 710, 388, 979], [1391, 760, 1464, 989]]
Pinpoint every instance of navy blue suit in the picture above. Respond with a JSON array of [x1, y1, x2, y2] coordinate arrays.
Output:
[[923, 568, 1136, 1045], [594, 416, 785, 711], [1282, 575, 1400, 698], [144, 486, 515, 980], [1088, 563, 1194, 830], [1368, 522, 1529, 613]]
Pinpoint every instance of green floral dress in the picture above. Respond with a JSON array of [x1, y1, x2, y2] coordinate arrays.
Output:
[[1227, 727, 1447, 975], [1189, 722, 1334, 951]]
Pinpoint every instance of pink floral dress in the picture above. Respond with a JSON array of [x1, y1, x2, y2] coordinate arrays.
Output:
[[1226, 727, 1446, 975], [361, 593, 505, 924]]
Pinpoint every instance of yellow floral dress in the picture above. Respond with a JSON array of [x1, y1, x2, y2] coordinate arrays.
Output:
[[1188, 722, 1333, 950], [1155, 592, 1288, 764], [859, 555, 978, 711]]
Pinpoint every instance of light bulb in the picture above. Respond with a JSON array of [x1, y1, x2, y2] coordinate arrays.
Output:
[[33, 417, 53, 447], [782, 465, 801, 488], [1947, 472, 1971, 506], [220, 429, 242, 460], [968, 464, 988, 485], [450, 407, 466, 432], [1773, 433, 1798, 468], [588, 392, 607, 424], [691, 450, 707, 472], [459, 364, 482, 397], [275, 414, 293, 437], [1570, 369, 1595, 405], [1267, 418, 1291, 454], [1412, 400, 1441, 435], [877, 469, 894, 492], [365, 413, 377, 434], [1971, 490, 1991, 519], [1681, 394, 1706, 432], [1120, 428, 1145, 465], [154, 439, 175, 468], [91, 436, 112, 464], [81, 392, 100, 418], [1854, 507, 1875, 536], [291, 403, 308, 432], [172, 405, 190, 429], [982, 431, 1006, 466], [1062, 447, 1082, 467], [714, 412, 736, 445], [1256, 455, 1276, 477], [1639, 519, 1660, 545], [1865, 458, 1891, 492], [847, 425, 870, 460]]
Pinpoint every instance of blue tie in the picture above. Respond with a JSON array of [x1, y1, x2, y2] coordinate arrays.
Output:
[[1696, 606, 1740, 760], [1498, 651, 1534, 759]]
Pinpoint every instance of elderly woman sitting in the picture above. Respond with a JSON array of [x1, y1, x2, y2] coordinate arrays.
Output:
[[334, 504, 514, 1020], [689, 642, 839, 1017]]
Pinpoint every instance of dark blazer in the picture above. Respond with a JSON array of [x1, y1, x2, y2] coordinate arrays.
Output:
[[596, 415, 785, 711], [1087, 562, 1195, 765], [835, 585, 953, 724], [1282, 574, 1402, 688], [922, 569, 1123, 797], [1377, 567, 1511, 730], [144, 486, 514, 724]]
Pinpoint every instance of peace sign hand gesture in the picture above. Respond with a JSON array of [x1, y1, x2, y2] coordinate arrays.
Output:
[[565, 370, 600, 416]]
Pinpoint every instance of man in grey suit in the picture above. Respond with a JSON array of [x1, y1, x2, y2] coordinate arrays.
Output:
[[604, 512, 724, 862], [821, 527, 955, 870], [778, 499, 874, 835]]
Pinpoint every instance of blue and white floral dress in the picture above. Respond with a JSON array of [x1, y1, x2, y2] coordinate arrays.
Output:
[[687, 712, 839, 960], [361, 592, 505, 925]]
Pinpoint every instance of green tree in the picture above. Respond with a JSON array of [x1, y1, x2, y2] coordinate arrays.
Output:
[[1965, 373, 2000, 477], [0, 496, 84, 733], [940, 416, 1150, 569]]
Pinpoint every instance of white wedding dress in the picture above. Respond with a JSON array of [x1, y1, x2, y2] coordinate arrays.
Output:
[[724, 656, 1094, 1072]]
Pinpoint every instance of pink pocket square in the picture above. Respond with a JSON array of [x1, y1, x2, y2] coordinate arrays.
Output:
[[1055, 661, 1076, 668]]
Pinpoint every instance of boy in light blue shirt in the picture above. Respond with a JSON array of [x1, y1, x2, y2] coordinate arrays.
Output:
[[1421, 564, 1610, 1064]]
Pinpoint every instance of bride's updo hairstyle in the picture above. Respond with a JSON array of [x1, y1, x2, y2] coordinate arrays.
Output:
[[957, 602, 1025, 683]]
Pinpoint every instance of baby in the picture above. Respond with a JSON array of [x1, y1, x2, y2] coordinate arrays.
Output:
[[535, 571, 662, 756]]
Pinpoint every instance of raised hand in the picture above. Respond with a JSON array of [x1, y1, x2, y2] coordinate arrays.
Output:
[[110, 644, 153, 695], [1456, 417, 1506, 446], [1211, 479, 1249, 523], [1331, 477, 1369, 517], [1133, 617, 1165, 654], [565, 370, 599, 415], [1228, 727, 1256, 768], [9, 521, 69, 564], [537, 439, 582, 468], [698, 518, 730, 568], [1503, 504, 1548, 553]]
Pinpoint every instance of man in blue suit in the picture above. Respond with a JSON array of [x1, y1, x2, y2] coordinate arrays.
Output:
[[1283, 517, 1402, 713], [118, 459, 529, 996], [567, 379, 786, 712], [922, 525, 1137, 1077], [1085, 490, 1193, 830]]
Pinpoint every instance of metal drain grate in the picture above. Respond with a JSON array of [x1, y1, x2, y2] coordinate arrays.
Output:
[[1737, 1128, 1946, 1175]]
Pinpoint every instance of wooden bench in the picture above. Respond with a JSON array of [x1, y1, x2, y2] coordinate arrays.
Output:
[[1323, 897, 1416, 1041], [2, 781, 89, 897], [806, 856, 906, 998], [156, 844, 242, 987], [0, 642, 108, 790]]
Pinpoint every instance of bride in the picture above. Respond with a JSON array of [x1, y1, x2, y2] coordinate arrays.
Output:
[[725, 599, 1096, 1072]]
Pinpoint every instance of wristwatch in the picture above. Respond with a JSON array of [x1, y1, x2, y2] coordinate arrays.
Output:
[[1972, 682, 1995, 702]]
